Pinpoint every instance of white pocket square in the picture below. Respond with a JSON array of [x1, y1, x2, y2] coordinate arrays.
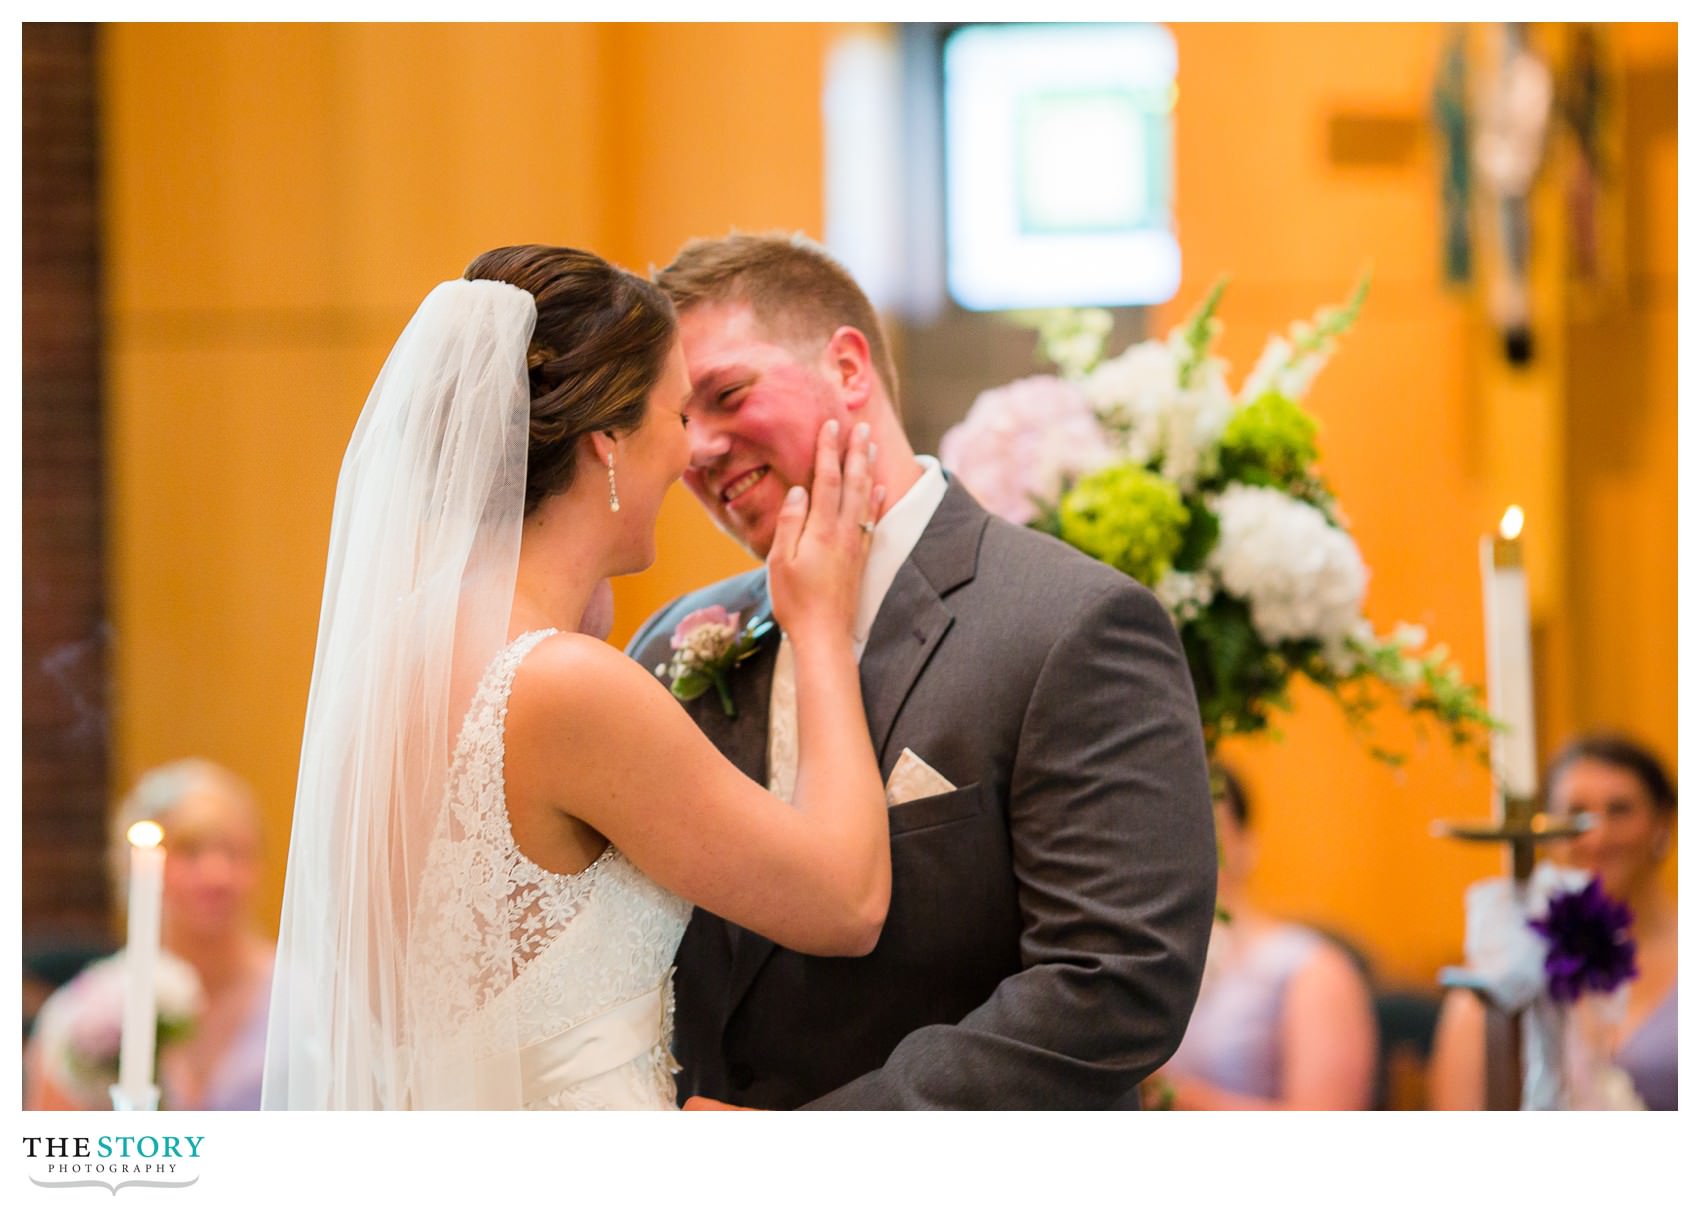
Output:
[[885, 748, 957, 807]]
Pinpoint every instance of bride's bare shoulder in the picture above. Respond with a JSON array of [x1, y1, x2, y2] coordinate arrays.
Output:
[[507, 631, 672, 720]]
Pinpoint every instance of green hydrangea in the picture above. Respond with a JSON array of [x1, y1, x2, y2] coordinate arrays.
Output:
[[1056, 464, 1188, 587], [1218, 391, 1319, 488]]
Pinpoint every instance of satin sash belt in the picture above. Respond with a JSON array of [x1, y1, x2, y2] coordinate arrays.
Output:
[[501, 980, 667, 1107]]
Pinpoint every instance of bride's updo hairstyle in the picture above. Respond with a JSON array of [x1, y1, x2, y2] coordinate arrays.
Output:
[[463, 244, 677, 515]]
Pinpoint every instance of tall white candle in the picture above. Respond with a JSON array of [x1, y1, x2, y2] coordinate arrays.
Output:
[[116, 819, 165, 1110], [1480, 506, 1538, 800]]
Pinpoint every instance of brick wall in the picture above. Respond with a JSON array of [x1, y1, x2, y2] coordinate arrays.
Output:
[[23, 23, 114, 953]]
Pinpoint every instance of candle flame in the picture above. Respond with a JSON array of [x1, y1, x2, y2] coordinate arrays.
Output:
[[127, 820, 164, 849], [1499, 505, 1525, 541]]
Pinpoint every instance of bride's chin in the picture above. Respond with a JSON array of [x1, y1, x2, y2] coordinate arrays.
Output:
[[610, 540, 656, 579]]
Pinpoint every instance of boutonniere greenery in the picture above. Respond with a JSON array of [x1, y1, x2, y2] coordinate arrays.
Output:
[[655, 606, 774, 718]]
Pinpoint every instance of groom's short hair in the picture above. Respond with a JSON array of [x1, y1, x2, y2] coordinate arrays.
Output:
[[655, 231, 900, 412]]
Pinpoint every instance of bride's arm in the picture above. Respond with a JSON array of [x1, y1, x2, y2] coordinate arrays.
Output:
[[508, 422, 888, 957]]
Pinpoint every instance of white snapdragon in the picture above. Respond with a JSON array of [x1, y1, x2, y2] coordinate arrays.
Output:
[[1241, 310, 1351, 403], [1208, 484, 1368, 647]]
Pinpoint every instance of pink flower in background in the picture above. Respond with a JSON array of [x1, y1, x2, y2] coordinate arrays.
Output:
[[940, 375, 1113, 525], [33, 949, 202, 1107]]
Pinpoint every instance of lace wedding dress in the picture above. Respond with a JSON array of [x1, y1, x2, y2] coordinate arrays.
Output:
[[411, 628, 691, 1109]]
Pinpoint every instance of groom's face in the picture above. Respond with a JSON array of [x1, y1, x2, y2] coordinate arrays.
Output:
[[677, 300, 845, 559]]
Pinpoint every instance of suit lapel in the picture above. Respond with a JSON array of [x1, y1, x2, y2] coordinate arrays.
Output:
[[860, 477, 985, 760], [691, 578, 781, 1027], [683, 578, 778, 786], [721, 478, 989, 1018]]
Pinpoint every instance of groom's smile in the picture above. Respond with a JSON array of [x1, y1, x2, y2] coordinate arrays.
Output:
[[720, 466, 769, 505], [677, 300, 845, 559]]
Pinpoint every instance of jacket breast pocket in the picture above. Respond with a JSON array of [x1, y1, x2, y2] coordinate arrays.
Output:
[[887, 782, 982, 836]]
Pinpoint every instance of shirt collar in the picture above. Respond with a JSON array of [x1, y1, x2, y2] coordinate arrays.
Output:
[[853, 455, 948, 658]]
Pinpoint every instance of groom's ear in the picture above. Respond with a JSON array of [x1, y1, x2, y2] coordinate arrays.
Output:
[[823, 326, 875, 413]]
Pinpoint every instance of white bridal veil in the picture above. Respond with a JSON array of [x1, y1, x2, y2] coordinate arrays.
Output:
[[262, 278, 537, 1108]]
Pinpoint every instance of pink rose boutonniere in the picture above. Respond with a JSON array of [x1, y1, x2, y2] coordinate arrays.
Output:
[[655, 606, 774, 718]]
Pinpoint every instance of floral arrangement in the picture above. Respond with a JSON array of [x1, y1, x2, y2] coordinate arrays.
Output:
[[1529, 875, 1638, 1004], [655, 606, 774, 718], [940, 279, 1495, 757], [32, 949, 201, 1107], [1529, 871, 1643, 1109]]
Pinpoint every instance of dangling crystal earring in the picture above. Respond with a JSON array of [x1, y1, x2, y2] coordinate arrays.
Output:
[[607, 452, 620, 513]]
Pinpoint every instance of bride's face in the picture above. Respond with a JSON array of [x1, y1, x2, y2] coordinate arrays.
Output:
[[609, 339, 693, 573]]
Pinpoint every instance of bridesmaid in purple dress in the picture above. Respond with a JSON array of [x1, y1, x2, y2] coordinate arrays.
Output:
[[26, 759, 274, 1111], [1430, 733, 1677, 1110], [1152, 765, 1379, 1110]]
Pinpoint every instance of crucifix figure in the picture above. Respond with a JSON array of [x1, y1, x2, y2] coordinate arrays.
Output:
[[1474, 23, 1553, 367]]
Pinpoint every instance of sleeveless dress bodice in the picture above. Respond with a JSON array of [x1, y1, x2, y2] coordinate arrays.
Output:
[[1616, 985, 1677, 1111], [416, 628, 690, 1109], [1164, 922, 1325, 1101]]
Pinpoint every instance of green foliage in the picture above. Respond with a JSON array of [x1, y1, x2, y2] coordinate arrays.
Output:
[[1171, 502, 1220, 573], [1176, 277, 1228, 388], [1327, 632, 1501, 761], [1180, 596, 1302, 747]]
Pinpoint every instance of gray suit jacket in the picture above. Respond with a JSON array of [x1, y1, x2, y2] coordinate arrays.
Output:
[[627, 477, 1216, 1108]]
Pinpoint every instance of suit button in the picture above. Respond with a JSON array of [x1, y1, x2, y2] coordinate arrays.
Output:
[[729, 1062, 755, 1090]]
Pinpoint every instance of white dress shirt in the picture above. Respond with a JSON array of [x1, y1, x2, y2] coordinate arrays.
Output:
[[768, 456, 948, 801]]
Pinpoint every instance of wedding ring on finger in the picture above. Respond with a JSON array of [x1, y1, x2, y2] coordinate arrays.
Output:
[[859, 520, 875, 536]]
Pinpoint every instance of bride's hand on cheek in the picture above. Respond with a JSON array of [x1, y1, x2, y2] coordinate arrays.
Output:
[[766, 418, 881, 644]]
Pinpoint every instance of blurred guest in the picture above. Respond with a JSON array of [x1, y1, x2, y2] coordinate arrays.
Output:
[[1152, 764, 1378, 1109], [1429, 733, 1677, 1109], [25, 759, 273, 1110]]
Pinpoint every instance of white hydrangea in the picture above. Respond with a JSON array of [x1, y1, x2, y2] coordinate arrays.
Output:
[[1082, 339, 1235, 490], [1208, 483, 1367, 647], [1081, 340, 1173, 466]]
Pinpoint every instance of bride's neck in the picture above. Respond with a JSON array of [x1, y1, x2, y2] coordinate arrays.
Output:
[[512, 491, 607, 636]]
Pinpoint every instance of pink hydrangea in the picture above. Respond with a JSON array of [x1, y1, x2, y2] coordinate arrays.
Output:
[[939, 375, 1114, 525]]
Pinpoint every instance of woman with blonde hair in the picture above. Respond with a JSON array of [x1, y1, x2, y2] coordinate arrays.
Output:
[[26, 758, 274, 1110]]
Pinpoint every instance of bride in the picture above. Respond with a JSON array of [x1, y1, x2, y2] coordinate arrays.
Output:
[[262, 244, 887, 1109]]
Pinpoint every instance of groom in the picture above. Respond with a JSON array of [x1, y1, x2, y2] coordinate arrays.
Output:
[[629, 232, 1217, 1109]]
